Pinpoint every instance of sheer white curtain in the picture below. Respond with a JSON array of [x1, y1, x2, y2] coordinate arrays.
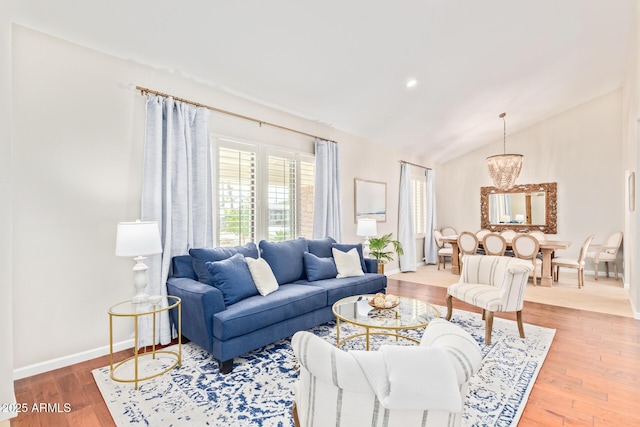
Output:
[[424, 169, 438, 264], [140, 94, 213, 347], [398, 163, 416, 271], [313, 139, 342, 241]]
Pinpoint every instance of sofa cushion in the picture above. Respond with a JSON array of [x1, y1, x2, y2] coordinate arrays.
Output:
[[332, 247, 365, 278], [332, 243, 366, 273], [259, 238, 309, 285], [213, 283, 326, 340], [206, 253, 259, 306], [294, 274, 387, 305], [171, 255, 198, 280], [306, 237, 337, 258], [190, 243, 259, 285], [245, 257, 279, 296], [303, 252, 338, 281]]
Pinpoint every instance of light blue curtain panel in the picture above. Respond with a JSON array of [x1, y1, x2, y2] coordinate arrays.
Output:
[[140, 94, 212, 347], [313, 139, 342, 241], [398, 163, 416, 271], [424, 169, 438, 265]]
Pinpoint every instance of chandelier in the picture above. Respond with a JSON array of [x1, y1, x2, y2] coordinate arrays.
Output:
[[486, 112, 523, 190]]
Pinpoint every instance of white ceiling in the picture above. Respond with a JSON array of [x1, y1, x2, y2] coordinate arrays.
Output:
[[12, 0, 635, 162]]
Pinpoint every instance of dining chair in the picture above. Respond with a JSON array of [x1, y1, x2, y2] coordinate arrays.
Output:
[[512, 234, 541, 285], [527, 231, 546, 242], [483, 233, 507, 256], [440, 226, 457, 249], [553, 235, 595, 288], [499, 229, 517, 243], [585, 231, 623, 281], [433, 229, 453, 270], [457, 231, 478, 270], [476, 229, 491, 241]]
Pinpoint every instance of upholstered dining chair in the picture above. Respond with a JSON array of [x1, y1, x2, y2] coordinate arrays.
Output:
[[527, 230, 546, 242], [457, 231, 478, 270], [440, 226, 458, 248], [585, 231, 623, 281], [512, 234, 541, 285], [483, 233, 507, 256], [446, 255, 533, 345], [499, 229, 517, 243], [552, 235, 595, 288], [291, 319, 483, 427], [433, 228, 453, 270], [476, 229, 491, 241]]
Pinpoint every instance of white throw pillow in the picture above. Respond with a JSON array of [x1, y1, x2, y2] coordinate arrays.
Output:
[[245, 257, 279, 296], [332, 247, 365, 278]]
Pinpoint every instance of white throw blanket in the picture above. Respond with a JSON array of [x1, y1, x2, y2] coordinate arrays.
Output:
[[351, 345, 462, 412]]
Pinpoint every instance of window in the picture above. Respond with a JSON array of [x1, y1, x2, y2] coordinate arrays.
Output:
[[215, 137, 314, 246], [411, 171, 427, 236]]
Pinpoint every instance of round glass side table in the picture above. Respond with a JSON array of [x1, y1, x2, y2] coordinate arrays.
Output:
[[108, 296, 181, 389]]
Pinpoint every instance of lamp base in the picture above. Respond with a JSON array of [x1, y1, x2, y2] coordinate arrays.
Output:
[[362, 237, 371, 258], [131, 256, 150, 303]]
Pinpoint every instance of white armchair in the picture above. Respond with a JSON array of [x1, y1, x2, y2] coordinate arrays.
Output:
[[446, 255, 533, 345], [291, 318, 482, 427]]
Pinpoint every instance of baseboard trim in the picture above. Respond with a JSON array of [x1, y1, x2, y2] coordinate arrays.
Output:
[[13, 339, 134, 380]]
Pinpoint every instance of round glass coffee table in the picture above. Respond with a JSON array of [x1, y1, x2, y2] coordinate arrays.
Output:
[[332, 294, 440, 350]]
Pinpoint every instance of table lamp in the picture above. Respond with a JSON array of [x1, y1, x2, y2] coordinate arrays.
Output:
[[115, 220, 163, 303], [356, 218, 377, 258]]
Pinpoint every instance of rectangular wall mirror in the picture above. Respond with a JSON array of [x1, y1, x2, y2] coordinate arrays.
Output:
[[480, 182, 557, 234], [354, 178, 386, 222]]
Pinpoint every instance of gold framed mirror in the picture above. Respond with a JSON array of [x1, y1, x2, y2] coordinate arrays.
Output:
[[480, 182, 557, 234]]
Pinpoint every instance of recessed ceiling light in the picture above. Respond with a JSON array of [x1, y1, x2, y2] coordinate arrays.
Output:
[[406, 79, 418, 88]]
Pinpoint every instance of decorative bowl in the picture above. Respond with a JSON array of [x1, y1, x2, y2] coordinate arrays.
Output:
[[368, 299, 400, 310]]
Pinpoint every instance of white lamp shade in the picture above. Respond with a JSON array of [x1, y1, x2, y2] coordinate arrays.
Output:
[[115, 221, 163, 257], [356, 218, 377, 237]]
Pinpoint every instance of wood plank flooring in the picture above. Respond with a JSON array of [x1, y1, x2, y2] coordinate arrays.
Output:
[[10, 278, 640, 427]]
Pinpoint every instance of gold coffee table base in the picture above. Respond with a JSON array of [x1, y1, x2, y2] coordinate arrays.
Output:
[[335, 323, 421, 351]]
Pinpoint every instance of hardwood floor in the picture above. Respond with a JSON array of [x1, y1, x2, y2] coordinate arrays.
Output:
[[10, 278, 640, 427]]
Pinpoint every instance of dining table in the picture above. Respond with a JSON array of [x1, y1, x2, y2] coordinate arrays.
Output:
[[441, 236, 571, 287]]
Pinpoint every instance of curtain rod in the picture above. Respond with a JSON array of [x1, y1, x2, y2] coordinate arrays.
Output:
[[135, 86, 337, 144], [400, 160, 432, 170]]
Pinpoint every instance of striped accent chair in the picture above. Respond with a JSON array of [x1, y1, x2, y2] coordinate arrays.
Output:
[[446, 255, 533, 345], [291, 318, 482, 427]]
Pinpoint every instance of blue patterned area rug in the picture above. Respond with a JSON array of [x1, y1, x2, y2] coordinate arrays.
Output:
[[93, 307, 555, 427]]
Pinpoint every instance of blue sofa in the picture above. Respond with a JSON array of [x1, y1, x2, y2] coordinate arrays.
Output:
[[167, 237, 387, 373]]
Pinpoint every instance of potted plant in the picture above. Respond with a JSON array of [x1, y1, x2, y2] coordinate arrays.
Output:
[[368, 233, 404, 274]]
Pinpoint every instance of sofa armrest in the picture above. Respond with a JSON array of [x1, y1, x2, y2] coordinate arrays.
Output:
[[167, 277, 226, 354], [364, 258, 379, 274]]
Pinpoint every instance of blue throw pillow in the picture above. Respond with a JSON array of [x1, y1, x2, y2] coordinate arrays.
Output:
[[259, 238, 308, 285], [303, 252, 338, 281], [205, 253, 259, 306], [190, 243, 259, 284], [332, 243, 367, 273], [306, 237, 337, 258]]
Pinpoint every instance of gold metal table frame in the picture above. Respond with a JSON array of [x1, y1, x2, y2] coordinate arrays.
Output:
[[108, 296, 182, 389], [332, 295, 440, 351]]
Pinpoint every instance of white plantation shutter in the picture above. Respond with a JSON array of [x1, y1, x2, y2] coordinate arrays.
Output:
[[299, 158, 315, 238], [412, 174, 427, 236], [218, 146, 256, 246], [267, 154, 296, 241], [216, 138, 314, 246]]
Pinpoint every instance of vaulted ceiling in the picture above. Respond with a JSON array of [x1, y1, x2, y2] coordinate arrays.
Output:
[[12, 0, 635, 162]]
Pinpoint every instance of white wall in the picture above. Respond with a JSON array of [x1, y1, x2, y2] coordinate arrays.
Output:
[[1, 4, 16, 423], [11, 25, 432, 372], [438, 90, 625, 261]]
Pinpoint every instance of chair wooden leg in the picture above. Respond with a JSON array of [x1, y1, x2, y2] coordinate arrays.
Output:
[[614, 261, 619, 280], [446, 295, 453, 320], [485, 311, 494, 345], [292, 402, 301, 427], [605, 262, 610, 278], [594, 262, 599, 281], [516, 311, 525, 338]]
